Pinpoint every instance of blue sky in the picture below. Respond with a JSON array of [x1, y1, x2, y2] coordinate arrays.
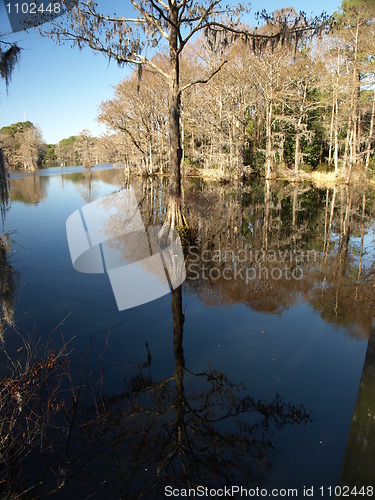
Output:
[[0, 0, 341, 144]]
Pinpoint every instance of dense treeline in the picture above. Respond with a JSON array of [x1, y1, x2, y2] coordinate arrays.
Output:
[[0, 125, 111, 170], [97, 2, 375, 180], [0, 121, 45, 170], [1, 1, 375, 180]]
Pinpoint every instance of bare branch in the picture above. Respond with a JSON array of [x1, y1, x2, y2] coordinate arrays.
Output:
[[130, 0, 170, 40], [178, 0, 221, 54], [179, 60, 227, 94]]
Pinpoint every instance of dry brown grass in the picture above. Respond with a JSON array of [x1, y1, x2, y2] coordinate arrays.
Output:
[[186, 167, 232, 182], [311, 166, 371, 188], [310, 171, 344, 187]]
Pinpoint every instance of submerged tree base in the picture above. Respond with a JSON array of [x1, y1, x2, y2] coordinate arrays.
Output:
[[163, 196, 189, 231]]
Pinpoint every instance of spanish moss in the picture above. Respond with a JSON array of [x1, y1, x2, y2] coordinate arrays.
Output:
[[0, 44, 21, 92]]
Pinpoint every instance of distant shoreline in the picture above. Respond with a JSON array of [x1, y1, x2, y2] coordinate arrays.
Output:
[[9, 163, 375, 188]]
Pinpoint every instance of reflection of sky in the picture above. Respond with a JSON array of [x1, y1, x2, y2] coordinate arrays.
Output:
[[353, 222, 375, 270], [9, 164, 120, 178], [67, 187, 186, 310], [6, 169, 126, 288], [328, 223, 375, 271], [82, 189, 144, 246]]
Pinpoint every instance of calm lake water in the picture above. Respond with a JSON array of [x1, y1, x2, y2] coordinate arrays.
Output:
[[1, 166, 375, 498]]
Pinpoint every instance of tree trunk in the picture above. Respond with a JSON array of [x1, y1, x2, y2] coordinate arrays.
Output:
[[294, 115, 303, 173], [165, 8, 187, 229], [343, 116, 352, 171], [295, 82, 307, 174], [163, 196, 188, 229], [347, 129, 354, 184], [219, 93, 224, 174], [345, 23, 360, 172], [352, 22, 360, 166], [334, 90, 339, 175], [365, 89, 375, 170], [328, 88, 335, 165], [168, 16, 182, 199], [149, 142, 153, 175], [180, 94, 185, 173], [265, 102, 273, 179]]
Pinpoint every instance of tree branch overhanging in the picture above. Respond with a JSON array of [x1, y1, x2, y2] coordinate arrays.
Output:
[[179, 59, 228, 95]]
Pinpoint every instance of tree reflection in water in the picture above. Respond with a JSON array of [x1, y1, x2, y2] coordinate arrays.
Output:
[[72, 175, 375, 495], [9, 174, 48, 205], [77, 286, 311, 498], [0, 150, 10, 224], [178, 179, 375, 338], [0, 235, 16, 346]]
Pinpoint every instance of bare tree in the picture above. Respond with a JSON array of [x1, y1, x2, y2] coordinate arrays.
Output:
[[0, 122, 45, 170], [286, 49, 324, 173], [42, 1, 323, 225], [98, 62, 168, 175], [76, 128, 95, 168], [18, 126, 45, 170]]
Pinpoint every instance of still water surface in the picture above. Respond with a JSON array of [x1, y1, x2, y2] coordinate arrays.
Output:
[[2, 166, 375, 497]]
